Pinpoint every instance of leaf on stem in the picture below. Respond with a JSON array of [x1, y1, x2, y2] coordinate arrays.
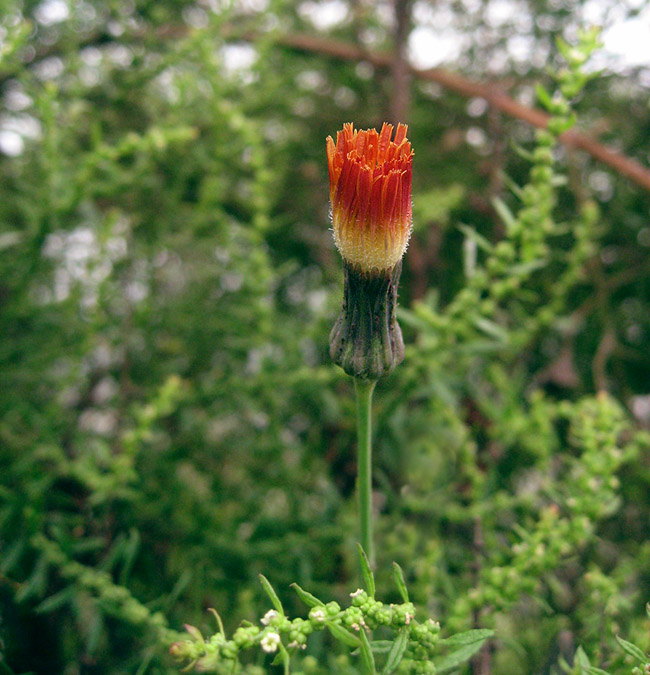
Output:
[[359, 627, 377, 674], [457, 224, 494, 253], [290, 583, 325, 608], [259, 574, 284, 616], [357, 544, 375, 597], [368, 640, 393, 654], [327, 622, 361, 648], [391, 562, 409, 604], [615, 635, 646, 663], [434, 629, 494, 673], [535, 83, 554, 111], [574, 646, 591, 668], [382, 629, 409, 674], [491, 197, 518, 234], [434, 641, 490, 673], [35, 585, 76, 614], [440, 628, 494, 646]]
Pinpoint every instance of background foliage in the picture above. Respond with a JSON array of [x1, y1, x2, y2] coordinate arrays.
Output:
[[1, 0, 650, 673]]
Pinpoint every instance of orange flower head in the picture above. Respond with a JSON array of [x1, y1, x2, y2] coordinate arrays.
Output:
[[327, 122, 413, 273]]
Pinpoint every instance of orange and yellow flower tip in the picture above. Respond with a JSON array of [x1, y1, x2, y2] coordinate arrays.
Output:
[[327, 122, 413, 273]]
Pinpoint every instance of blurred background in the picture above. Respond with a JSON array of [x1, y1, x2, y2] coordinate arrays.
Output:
[[1, 1, 650, 673]]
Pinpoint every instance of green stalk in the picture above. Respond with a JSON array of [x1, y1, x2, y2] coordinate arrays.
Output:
[[354, 377, 377, 568]]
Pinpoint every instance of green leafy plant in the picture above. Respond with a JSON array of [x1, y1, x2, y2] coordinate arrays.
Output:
[[169, 26, 627, 675], [170, 546, 493, 674], [2, 2, 650, 673]]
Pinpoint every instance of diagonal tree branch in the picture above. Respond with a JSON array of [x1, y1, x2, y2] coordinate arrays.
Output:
[[5, 22, 650, 193], [274, 32, 650, 193], [389, 0, 413, 125]]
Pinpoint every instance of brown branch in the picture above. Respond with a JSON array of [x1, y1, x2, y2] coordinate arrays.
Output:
[[275, 32, 650, 194], [7, 22, 650, 193], [389, 0, 413, 125]]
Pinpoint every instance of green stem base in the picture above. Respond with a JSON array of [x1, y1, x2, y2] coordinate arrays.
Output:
[[355, 377, 377, 568]]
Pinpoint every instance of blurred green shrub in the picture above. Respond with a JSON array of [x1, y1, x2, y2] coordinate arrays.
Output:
[[1, 2, 650, 674]]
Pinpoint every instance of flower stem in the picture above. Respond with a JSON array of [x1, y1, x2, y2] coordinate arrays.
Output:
[[354, 377, 377, 568]]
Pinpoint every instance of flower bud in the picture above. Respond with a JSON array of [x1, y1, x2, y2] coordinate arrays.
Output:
[[327, 123, 413, 274], [326, 122, 413, 380]]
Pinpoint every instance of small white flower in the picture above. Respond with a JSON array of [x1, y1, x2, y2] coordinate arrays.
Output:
[[350, 588, 364, 598], [405, 612, 413, 625], [261, 609, 279, 626], [260, 632, 281, 653], [350, 622, 360, 631], [310, 608, 326, 623]]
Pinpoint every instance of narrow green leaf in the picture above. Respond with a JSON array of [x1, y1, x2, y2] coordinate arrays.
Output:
[[164, 570, 192, 614], [382, 629, 409, 675], [509, 259, 547, 277], [501, 171, 524, 199], [15, 554, 48, 603], [119, 528, 141, 586], [434, 639, 490, 672], [327, 622, 361, 648], [70, 537, 106, 556], [457, 223, 493, 253], [259, 574, 284, 616], [368, 640, 393, 654], [535, 83, 554, 111], [0, 538, 26, 574], [85, 609, 104, 656], [290, 583, 324, 608], [357, 544, 375, 597], [391, 562, 409, 604], [491, 197, 518, 233], [574, 646, 591, 669], [472, 317, 508, 341], [97, 532, 126, 573], [510, 141, 535, 162], [585, 667, 611, 675], [134, 648, 155, 675], [616, 635, 646, 663], [440, 628, 495, 647], [34, 585, 76, 614], [359, 628, 377, 674], [396, 307, 438, 331]]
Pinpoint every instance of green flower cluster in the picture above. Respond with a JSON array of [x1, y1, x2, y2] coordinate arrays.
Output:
[[170, 587, 437, 672], [170, 551, 491, 674], [32, 534, 177, 644]]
